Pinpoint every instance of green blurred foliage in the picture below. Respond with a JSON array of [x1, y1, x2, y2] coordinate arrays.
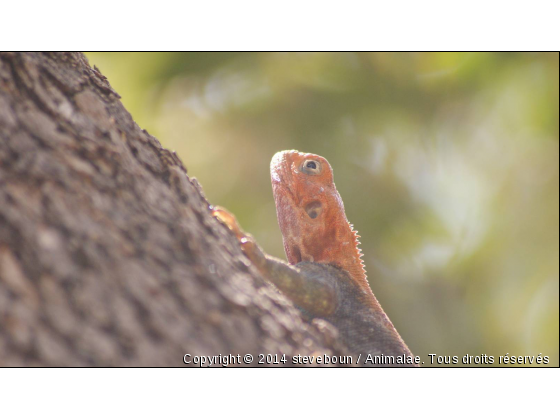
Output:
[[86, 52, 559, 366]]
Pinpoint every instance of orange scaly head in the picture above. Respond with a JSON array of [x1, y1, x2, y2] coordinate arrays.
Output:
[[270, 150, 371, 294]]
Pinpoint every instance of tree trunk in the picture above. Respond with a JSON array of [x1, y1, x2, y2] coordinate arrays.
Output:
[[0, 52, 345, 366]]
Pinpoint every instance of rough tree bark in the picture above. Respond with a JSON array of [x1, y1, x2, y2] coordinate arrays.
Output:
[[0, 52, 346, 366]]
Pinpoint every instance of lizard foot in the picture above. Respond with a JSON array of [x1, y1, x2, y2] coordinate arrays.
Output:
[[212, 206, 245, 240], [212, 206, 267, 269]]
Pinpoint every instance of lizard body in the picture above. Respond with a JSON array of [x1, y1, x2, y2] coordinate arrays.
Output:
[[214, 150, 414, 366]]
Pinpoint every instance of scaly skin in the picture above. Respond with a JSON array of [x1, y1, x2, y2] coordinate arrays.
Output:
[[270, 150, 368, 292], [213, 150, 415, 365]]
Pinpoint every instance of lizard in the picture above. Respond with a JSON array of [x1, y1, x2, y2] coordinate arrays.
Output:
[[213, 150, 415, 366]]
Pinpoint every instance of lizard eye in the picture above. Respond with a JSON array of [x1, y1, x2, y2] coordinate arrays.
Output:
[[301, 160, 321, 175]]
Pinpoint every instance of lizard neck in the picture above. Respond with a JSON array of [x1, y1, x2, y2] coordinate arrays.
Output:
[[275, 186, 372, 296]]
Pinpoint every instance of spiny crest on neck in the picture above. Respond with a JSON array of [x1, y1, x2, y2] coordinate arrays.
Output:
[[346, 221, 370, 292]]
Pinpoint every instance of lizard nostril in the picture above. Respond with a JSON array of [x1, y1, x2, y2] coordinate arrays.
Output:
[[305, 201, 322, 220]]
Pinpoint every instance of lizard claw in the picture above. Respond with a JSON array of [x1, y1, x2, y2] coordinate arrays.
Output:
[[212, 206, 266, 269], [212, 206, 245, 240]]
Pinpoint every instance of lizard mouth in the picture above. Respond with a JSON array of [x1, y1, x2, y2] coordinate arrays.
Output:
[[270, 152, 292, 184], [271, 153, 298, 211]]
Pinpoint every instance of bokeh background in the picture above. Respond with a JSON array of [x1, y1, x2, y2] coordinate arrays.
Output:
[[86, 52, 559, 366]]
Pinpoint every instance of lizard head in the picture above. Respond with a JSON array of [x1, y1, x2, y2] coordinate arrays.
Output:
[[270, 150, 360, 272]]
